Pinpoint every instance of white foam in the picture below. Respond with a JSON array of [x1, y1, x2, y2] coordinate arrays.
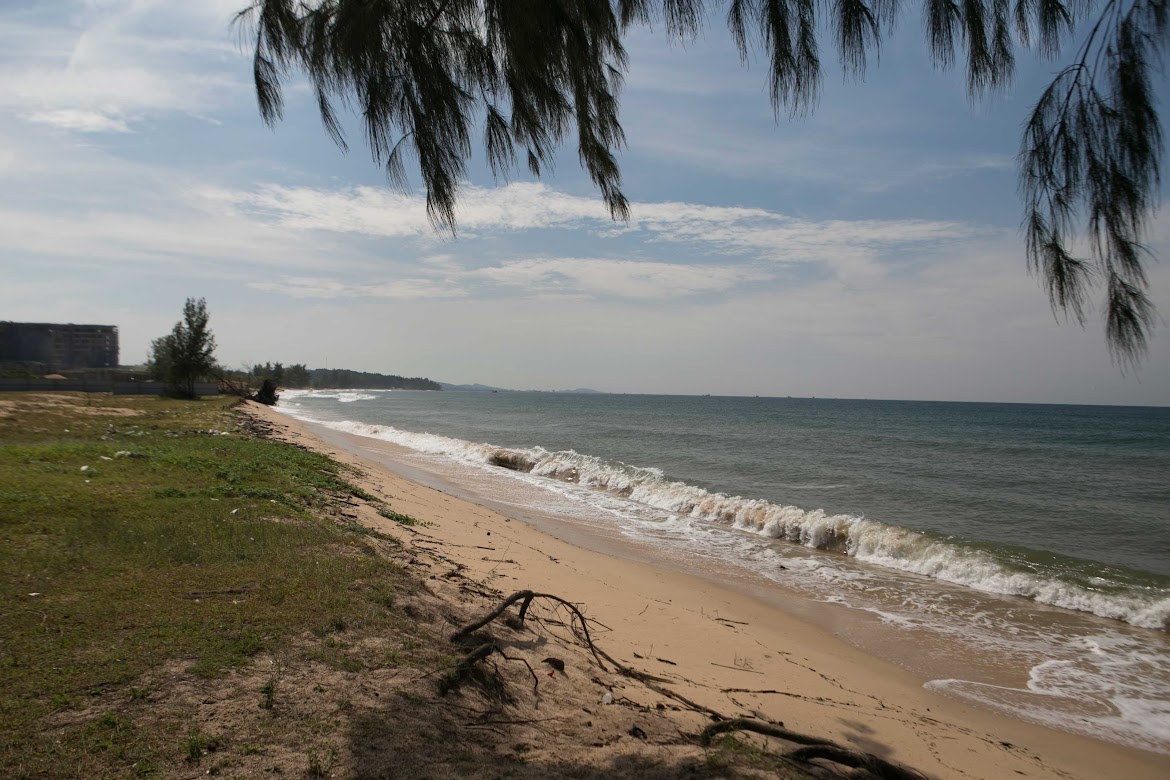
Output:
[[281, 389, 377, 403], [927, 633, 1170, 754], [268, 399, 1170, 753], [269, 402, 1170, 630]]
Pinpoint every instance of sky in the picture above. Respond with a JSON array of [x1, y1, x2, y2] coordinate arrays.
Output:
[[1, 1, 1168, 404]]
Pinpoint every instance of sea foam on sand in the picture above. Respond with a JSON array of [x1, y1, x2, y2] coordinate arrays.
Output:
[[253, 400, 1170, 779]]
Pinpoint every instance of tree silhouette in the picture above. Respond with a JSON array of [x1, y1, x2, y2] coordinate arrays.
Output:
[[238, 0, 1167, 363], [149, 298, 218, 399]]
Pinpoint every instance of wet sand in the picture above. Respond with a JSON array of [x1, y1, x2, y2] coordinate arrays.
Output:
[[247, 400, 1169, 779]]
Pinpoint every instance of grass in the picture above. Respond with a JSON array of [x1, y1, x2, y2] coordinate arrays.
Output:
[[182, 727, 219, 763], [258, 678, 276, 711], [377, 506, 426, 527], [0, 393, 418, 778], [704, 734, 808, 777], [306, 745, 337, 777]]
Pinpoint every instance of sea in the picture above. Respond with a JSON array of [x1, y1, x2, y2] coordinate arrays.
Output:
[[273, 390, 1170, 755]]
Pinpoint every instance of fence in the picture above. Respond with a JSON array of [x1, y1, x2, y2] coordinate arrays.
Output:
[[0, 378, 219, 396]]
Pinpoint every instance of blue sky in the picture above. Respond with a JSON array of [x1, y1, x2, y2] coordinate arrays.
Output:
[[1, 0, 1168, 404]]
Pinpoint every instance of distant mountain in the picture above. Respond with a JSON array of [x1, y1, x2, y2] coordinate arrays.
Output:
[[439, 382, 607, 394], [439, 382, 509, 392]]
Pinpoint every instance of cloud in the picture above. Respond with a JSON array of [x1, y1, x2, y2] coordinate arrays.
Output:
[[207, 182, 609, 237], [22, 109, 131, 133], [0, 103, 984, 310], [248, 276, 468, 301], [366, 278, 469, 300], [247, 277, 349, 299], [247, 257, 763, 302], [0, 1, 247, 132], [210, 181, 973, 285], [467, 257, 770, 299]]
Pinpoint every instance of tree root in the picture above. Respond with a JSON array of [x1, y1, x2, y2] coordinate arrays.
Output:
[[452, 591, 927, 780], [452, 591, 735, 720], [699, 717, 831, 748], [700, 719, 928, 780], [451, 590, 609, 671], [455, 642, 495, 676], [440, 640, 541, 698]]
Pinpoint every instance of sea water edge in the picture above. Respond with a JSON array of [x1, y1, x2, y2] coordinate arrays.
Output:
[[272, 389, 1170, 754]]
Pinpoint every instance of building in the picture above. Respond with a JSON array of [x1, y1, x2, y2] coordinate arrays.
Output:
[[0, 322, 120, 369]]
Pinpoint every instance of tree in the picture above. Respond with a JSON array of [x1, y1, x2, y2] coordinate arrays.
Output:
[[251, 361, 310, 387], [148, 298, 218, 399], [239, 0, 1166, 363], [284, 363, 311, 387]]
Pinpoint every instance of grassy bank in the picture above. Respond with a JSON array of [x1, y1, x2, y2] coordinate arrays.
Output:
[[1, 392, 828, 780], [0, 393, 426, 778]]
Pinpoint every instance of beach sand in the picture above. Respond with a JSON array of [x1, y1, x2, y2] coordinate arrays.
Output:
[[244, 400, 1168, 780]]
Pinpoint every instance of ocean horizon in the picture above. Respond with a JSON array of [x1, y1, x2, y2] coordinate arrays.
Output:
[[443, 387, 1170, 409], [444, 388, 1170, 411]]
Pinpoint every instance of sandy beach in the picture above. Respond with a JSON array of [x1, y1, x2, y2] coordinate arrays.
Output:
[[243, 399, 1169, 780]]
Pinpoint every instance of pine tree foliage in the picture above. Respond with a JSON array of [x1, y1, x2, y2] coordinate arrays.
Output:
[[148, 298, 218, 399], [238, 0, 1167, 362], [1020, 0, 1167, 366]]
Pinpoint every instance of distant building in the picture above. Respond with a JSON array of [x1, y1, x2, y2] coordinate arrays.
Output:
[[0, 322, 119, 369]]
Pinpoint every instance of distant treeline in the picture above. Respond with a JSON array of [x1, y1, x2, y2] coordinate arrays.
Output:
[[309, 369, 441, 390], [250, 363, 440, 391], [251, 363, 311, 388]]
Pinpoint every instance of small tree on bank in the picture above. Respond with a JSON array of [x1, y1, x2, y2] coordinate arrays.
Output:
[[149, 298, 218, 399]]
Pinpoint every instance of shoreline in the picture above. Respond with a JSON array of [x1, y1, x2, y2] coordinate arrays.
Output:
[[248, 400, 1169, 779]]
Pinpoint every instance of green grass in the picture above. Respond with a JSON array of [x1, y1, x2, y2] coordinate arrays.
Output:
[[0, 393, 416, 778], [258, 678, 277, 711], [376, 506, 425, 527]]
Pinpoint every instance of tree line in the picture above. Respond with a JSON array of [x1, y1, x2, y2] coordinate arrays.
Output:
[[250, 362, 441, 390], [148, 299, 441, 398], [303, 369, 441, 391]]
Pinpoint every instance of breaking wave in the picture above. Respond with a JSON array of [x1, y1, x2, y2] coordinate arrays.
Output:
[[282, 390, 378, 403], [274, 410, 1170, 631]]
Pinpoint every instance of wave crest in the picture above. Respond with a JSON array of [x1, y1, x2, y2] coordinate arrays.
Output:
[[271, 411, 1170, 630]]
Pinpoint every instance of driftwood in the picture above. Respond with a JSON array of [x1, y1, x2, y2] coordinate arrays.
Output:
[[450, 590, 930, 780], [252, 379, 279, 406], [213, 372, 278, 405]]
